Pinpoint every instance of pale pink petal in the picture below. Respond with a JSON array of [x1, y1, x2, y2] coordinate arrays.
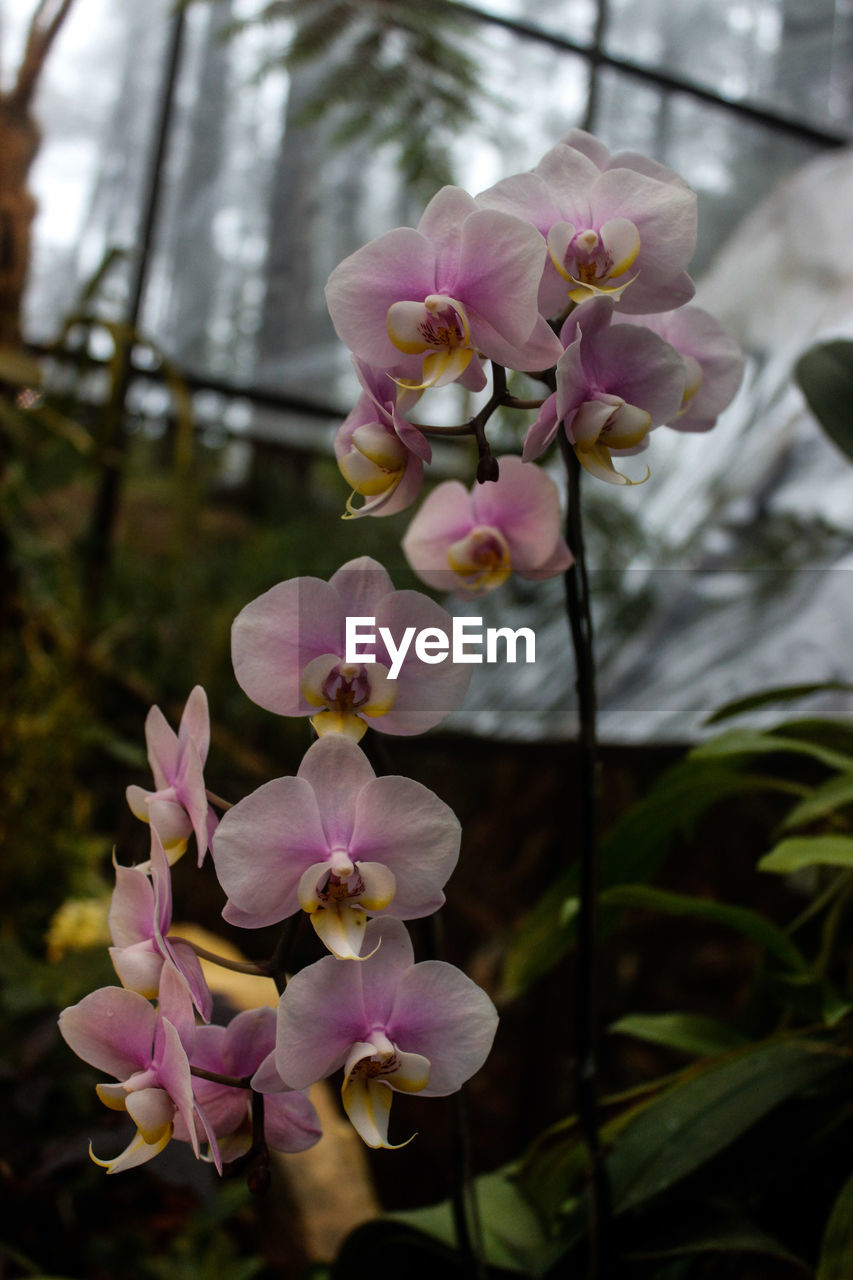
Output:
[[231, 577, 343, 716], [356, 917, 416, 1027], [275, 956, 368, 1089], [625, 305, 744, 431], [533, 144, 598, 221], [58, 986, 156, 1079], [558, 128, 611, 170], [401, 481, 474, 591], [109, 943, 162, 998], [388, 960, 499, 1096], [371, 591, 471, 734], [475, 170, 563, 237], [589, 167, 696, 291], [109, 864, 155, 948], [144, 706, 179, 790], [522, 392, 560, 462], [296, 735, 375, 848], [329, 556, 395, 620], [519, 534, 573, 580], [213, 776, 328, 927], [325, 228, 437, 367], [591, 322, 686, 424], [417, 185, 478, 283], [177, 686, 210, 764], [616, 268, 695, 316], [351, 776, 460, 917], [471, 455, 565, 573], [455, 209, 549, 348], [468, 309, 563, 372], [263, 1090, 322, 1153], [223, 1007, 277, 1077], [165, 939, 214, 1023], [155, 962, 197, 1057], [175, 739, 212, 866], [156, 1017, 198, 1156]]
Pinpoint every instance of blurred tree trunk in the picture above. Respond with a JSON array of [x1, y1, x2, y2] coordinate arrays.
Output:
[[165, 0, 234, 369], [0, 0, 77, 349]]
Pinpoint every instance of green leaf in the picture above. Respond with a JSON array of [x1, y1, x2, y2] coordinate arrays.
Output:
[[390, 1168, 559, 1277], [760, 835, 853, 874], [818, 1170, 853, 1279], [625, 1198, 810, 1270], [608, 1039, 845, 1214], [706, 681, 853, 725], [600, 884, 808, 973], [501, 758, 795, 999], [609, 1012, 749, 1058], [795, 340, 853, 462], [780, 774, 853, 832], [691, 729, 853, 774]]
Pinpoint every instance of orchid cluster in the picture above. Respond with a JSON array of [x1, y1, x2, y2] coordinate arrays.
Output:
[[330, 127, 743, 540], [60, 560, 496, 1170], [59, 128, 743, 1198]]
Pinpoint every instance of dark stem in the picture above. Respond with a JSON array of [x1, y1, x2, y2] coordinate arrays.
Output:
[[179, 938, 267, 976], [265, 912, 302, 995], [559, 435, 611, 1279], [423, 913, 486, 1280], [191, 1064, 253, 1089], [415, 362, 545, 481]]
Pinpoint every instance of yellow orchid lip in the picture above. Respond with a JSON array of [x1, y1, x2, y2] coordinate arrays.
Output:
[[548, 217, 641, 303], [341, 1037, 429, 1148], [387, 295, 475, 390]]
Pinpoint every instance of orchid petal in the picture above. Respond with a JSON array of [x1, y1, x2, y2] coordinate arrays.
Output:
[[126, 1087, 174, 1144], [213, 776, 327, 928], [342, 1074, 408, 1149], [90, 1126, 171, 1174], [310, 902, 370, 959], [388, 959, 499, 1097], [231, 578, 344, 717], [354, 861, 397, 912], [59, 987, 156, 1079]]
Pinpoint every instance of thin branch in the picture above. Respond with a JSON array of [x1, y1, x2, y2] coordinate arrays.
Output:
[[205, 787, 234, 811], [10, 0, 77, 112], [191, 1064, 253, 1089], [179, 938, 269, 976]]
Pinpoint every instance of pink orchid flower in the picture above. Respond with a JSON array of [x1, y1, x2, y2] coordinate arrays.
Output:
[[230, 556, 471, 743], [325, 185, 562, 392], [275, 917, 498, 1149], [108, 828, 213, 1020], [58, 965, 220, 1174], [620, 305, 745, 433], [212, 734, 460, 959], [402, 454, 572, 597], [172, 1008, 321, 1161], [335, 359, 427, 518], [523, 298, 686, 484], [476, 137, 696, 318], [126, 685, 218, 866]]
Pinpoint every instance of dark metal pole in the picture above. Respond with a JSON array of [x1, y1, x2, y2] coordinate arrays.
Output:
[[82, 6, 187, 617]]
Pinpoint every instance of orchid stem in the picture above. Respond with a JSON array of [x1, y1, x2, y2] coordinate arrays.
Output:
[[205, 788, 233, 811], [191, 1064, 252, 1089], [181, 939, 267, 976], [266, 913, 302, 995], [559, 435, 611, 1279], [423, 914, 486, 1280]]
